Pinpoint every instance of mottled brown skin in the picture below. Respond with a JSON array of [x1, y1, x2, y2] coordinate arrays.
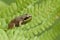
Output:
[[8, 14, 32, 29]]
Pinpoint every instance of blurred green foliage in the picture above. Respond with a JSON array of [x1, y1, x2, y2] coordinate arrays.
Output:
[[0, 0, 60, 40]]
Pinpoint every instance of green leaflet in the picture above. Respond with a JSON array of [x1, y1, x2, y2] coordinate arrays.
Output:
[[0, 0, 60, 40], [0, 29, 9, 40]]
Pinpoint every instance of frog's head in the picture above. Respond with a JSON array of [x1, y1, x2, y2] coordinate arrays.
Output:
[[22, 14, 32, 24]]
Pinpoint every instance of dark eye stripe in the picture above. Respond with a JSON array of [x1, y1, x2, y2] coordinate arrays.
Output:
[[24, 17, 29, 20]]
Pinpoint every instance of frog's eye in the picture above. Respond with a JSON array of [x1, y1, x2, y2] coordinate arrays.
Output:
[[24, 17, 29, 20], [24, 15, 32, 20], [27, 15, 31, 17]]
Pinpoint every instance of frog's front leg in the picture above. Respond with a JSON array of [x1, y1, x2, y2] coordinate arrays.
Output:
[[19, 21, 24, 26]]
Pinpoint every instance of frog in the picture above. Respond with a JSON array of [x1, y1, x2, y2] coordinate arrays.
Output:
[[8, 14, 32, 29]]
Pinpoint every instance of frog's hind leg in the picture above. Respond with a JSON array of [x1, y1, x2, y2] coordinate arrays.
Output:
[[15, 22, 19, 27]]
